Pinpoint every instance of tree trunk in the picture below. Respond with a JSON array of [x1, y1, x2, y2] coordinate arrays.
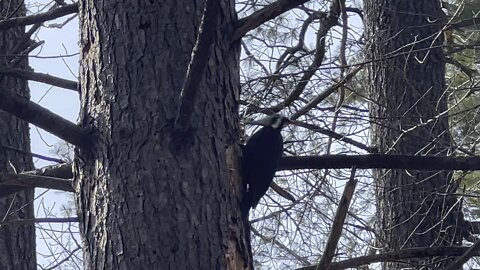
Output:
[[0, 1, 36, 270], [365, 0, 462, 268], [75, 1, 248, 269]]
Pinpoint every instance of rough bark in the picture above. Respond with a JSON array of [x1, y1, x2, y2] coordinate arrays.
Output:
[[0, 1, 36, 269], [365, 0, 462, 269], [75, 1, 247, 269]]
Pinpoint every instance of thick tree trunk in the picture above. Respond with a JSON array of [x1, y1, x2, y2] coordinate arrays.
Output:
[[0, 1, 36, 270], [75, 1, 248, 269], [365, 0, 462, 268]]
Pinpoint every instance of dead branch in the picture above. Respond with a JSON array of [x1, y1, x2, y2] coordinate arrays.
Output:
[[0, 87, 94, 149], [279, 154, 480, 171], [0, 173, 73, 196], [0, 163, 73, 197], [23, 163, 73, 179], [296, 246, 476, 270], [0, 143, 65, 163], [232, 0, 310, 42], [316, 166, 357, 269], [1, 217, 78, 226], [0, 68, 78, 91], [294, 121, 374, 152], [0, 3, 78, 30]]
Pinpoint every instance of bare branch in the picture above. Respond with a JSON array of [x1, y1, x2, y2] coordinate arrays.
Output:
[[466, 221, 480, 235], [290, 67, 362, 120], [267, 0, 341, 113], [445, 16, 480, 31], [251, 226, 311, 266], [0, 163, 73, 197], [445, 239, 480, 270], [0, 3, 78, 30], [270, 181, 295, 202], [294, 121, 374, 152], [0, 87, 94, 149], [19, 155, 480, 192], [0, 143, 66, 163], [10, 3, 63, 56], [43, 246, 82, 270], [10, 40, 44, 66], [279, 154, 480, 171], [1, 217, 78, 226], [174, 0, 221, 137], [232, 0, 310, 42], [317, 167, 357, 269], [23, 163, 73, 179], [0, 173, 73, 196], [296, 246, 476, 270], [0, 68, 78, 91], [445, 57, 478, 78], [11, 24, 40, 56]]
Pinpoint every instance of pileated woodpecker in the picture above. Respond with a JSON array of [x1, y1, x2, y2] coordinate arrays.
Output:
[[241, 114, 290, 215]]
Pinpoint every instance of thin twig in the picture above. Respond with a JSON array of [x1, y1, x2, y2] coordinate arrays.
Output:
[[43, 246, 82, 270], [251, 226, 311, 266]]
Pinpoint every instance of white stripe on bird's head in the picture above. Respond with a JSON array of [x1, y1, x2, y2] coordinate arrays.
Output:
[[250, 114, 290, 130]]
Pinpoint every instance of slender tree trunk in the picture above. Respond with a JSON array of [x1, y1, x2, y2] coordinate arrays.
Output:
[[0, 1, 36, 269], [75, 1, 248, 269], [365, 0, 463, 268]]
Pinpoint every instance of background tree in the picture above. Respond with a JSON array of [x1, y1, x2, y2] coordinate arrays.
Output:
[[0, 1, 36, 269], [364, 0, 462, 268]]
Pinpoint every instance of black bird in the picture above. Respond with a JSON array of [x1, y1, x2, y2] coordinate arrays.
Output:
[[241, 114, 290, 215]]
